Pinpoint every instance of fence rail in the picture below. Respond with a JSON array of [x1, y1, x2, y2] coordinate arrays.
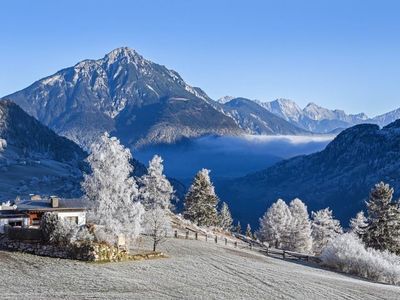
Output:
[[173, 229, 319, 262]]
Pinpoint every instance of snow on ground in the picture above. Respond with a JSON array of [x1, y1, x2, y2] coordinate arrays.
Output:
[[0, 238, 399, 300]]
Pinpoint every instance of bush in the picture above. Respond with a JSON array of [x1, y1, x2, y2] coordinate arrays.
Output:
[[41, 212, 60, 243], [320, 233, 400, 285], [41, 212, 94, 246]]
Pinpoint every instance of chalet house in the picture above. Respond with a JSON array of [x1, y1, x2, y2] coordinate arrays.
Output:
[[0, 196, 86, 233]]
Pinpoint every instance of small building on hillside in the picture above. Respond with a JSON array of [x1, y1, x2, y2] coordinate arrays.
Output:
[[0, 196, 87, 233]]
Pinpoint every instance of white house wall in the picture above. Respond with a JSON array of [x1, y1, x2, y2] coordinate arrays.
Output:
[[56, 211, 86, 226], [0, 217, 29, 233]]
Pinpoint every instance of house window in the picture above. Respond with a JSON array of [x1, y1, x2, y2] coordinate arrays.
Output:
[[65, 216, 78, 225], [8, 221, 23, 227]]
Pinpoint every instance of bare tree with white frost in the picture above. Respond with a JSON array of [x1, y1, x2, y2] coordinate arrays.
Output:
[[258, 199, 292, 249], [311, 208, 343, 254], [142, 207, 172, 252], [139, 155, 174, 211], [82, 132, 144, 246], [288, 198, 313, 253]]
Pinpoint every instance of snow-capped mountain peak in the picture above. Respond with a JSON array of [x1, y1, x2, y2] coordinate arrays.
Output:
[[4, 47, 241, 149], [217, 96, 236, 104], [260, 98, 303, 122]]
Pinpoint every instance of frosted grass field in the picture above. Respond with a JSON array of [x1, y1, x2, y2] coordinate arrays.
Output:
[[1, 237, 399, 299]]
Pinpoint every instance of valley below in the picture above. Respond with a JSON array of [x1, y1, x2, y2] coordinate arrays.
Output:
[[135, 134, 333, 180]]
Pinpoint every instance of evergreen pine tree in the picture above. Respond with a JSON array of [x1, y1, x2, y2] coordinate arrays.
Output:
[[311, 208, 342, 254], [364, 182, 400, 254], [183, 169, 219, 226], [246, 224, 253, 239], [349, 211, 368, 238], [219, 202, 233, 231], [236, 221, 242, 234], [288, 198, 313, 253]]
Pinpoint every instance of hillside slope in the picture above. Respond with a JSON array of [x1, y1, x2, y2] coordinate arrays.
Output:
[[218, 120, 400, 227], [0, 100, 87, 199], [1, 238, 399, 299]]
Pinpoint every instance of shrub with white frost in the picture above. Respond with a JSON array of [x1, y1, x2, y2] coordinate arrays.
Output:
[[320, 233, 400, 285]]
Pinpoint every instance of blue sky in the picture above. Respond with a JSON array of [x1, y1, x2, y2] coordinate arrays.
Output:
[[1, 0, 400, 116]]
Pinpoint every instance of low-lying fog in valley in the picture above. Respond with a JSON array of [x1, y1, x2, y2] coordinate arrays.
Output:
[[135, 135, 335, 181]]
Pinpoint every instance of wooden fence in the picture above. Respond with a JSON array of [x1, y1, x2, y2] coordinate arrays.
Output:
[[173, 229, 319, 262]]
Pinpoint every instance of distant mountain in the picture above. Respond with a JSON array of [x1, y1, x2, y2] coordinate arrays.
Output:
[[260, 99, 369, 133], [218, 120, 400, 228], [4, 47, 242, 149], [217, 97, 309, 135], [372, 107, 400, 127], [0, 100, 86, 199], [217, 96, 236, 104]]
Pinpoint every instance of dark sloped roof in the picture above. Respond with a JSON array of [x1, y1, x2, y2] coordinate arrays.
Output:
[[0, 210, 27, 218], [16, 198, 87, 212]]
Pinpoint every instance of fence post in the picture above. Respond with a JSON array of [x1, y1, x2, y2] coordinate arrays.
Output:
[[214, 236, 218, 243], [234, 241, 237, 248], [266, 247, 269, 256], [195, 232, 198, 240], [224, 238, 227, 245], [174, 230, 178, 238], [283, 250, 286, 259]]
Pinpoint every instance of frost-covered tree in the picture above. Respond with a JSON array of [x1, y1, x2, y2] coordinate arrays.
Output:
[[139, 155, 175, 211], [218, 202, 233, 231], [288, 198, 313, 253], [321, 233, 400, 285], [258, 199, 292, 248], [246, 224, 253, 239], [82, 132, 144, 245], [183, 169, 219, 226], [235, 221, 242, 234], [142, 207, 172, 252], [364, 182, 400, 254], [311, 208, 343, 254], [349, 211, 368, 237], [40, 212, 76, 245]]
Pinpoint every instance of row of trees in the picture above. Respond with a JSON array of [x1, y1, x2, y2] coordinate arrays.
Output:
[[82, 133, 174, 251], [258, 181, 400, 256], [258, 198, 342, 254], [82, 133, 236, 251]]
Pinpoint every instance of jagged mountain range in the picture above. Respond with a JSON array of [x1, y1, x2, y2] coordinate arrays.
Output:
[[3, 47, 400, 151], [4, 47, 243, 150], [218, 97, 400, 134], [217, 119, 400, 228], [212, 97, 309, 135]]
